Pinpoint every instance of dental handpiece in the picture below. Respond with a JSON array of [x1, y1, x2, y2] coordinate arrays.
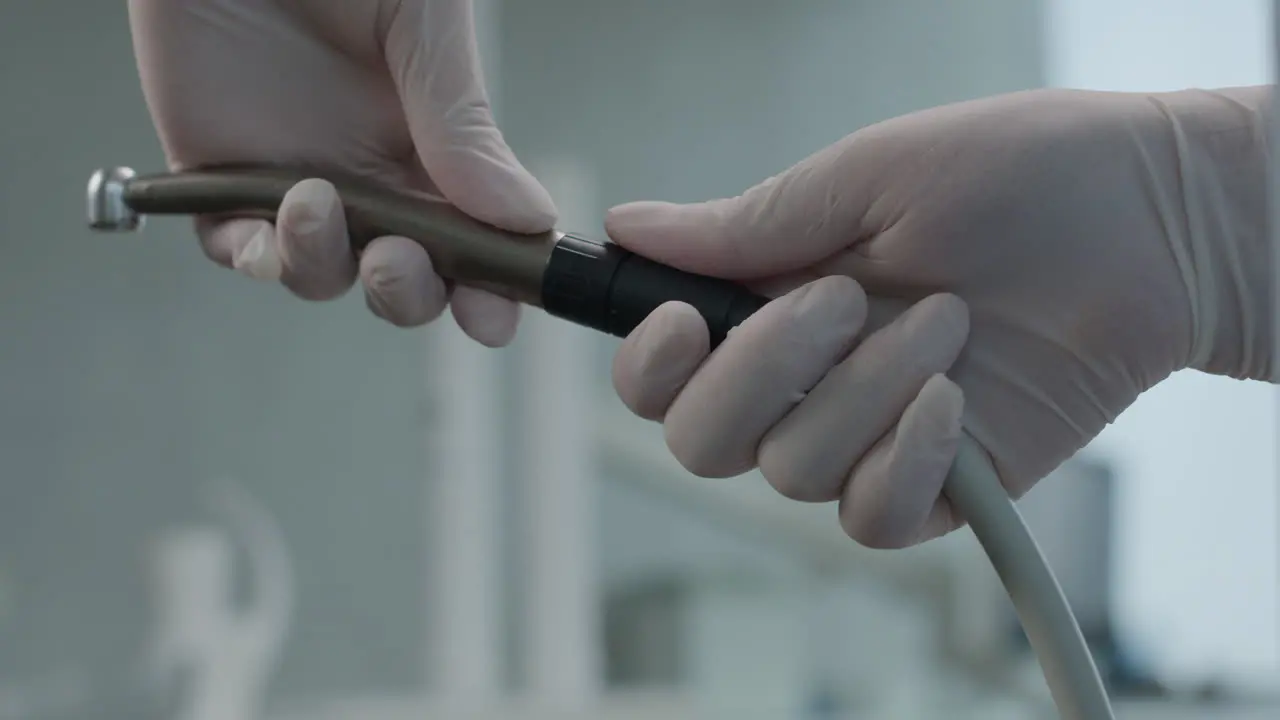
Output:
[[85, 165, 1113, 719], [86, 166, 768, 348]]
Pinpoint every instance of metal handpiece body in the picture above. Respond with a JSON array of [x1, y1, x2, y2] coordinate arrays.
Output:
[[86, 166, 768, 346]]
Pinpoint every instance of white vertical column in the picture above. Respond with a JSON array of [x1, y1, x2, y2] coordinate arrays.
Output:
[[424, 322, 504, 705], [519, 156, 603, 707], [423, 0, 505, 706]]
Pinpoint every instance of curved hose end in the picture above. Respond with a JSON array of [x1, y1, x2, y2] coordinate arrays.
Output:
[[944, 437, 1115, 719], [87, 167, 144, 232]]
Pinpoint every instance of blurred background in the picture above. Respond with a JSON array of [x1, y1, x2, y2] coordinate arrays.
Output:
[[0, 0, 1276, 718]]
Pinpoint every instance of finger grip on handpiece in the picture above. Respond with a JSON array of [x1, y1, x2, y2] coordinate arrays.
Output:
[[85, 166, 769, 347]]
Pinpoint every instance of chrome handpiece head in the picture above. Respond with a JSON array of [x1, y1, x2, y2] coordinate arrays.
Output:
[[87, 167, 143, 231]]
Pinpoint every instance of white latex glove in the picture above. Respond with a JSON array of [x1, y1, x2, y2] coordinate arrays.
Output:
[[606, 87, 1273, 549], [128, 0, 557, 346]]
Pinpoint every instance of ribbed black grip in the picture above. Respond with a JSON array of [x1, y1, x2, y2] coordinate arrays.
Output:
[[540, 234, 769, 348]]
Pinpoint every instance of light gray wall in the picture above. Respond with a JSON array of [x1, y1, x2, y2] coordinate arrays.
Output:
[[499, 0, 1046, 210], [0, 5, 431, 713]]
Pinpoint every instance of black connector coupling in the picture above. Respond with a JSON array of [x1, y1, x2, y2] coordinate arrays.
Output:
[[540, 233, 769, 348]]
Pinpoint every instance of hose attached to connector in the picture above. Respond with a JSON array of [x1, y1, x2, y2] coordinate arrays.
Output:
[[86, 166, 1114, 719]]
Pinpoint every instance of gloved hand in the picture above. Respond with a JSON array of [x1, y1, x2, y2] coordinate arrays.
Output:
[[606, 86, 1272, 548], [128, 0, 557, 346]]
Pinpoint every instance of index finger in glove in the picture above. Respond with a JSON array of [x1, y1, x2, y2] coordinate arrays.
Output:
[[839, 373, 966, 549], [384, 0, 558, 234], [384, 0, 555, 347], [603, 132, 883, 281], [195, 215, 283, 281], [659, 275, 867, 478], [612, 301, 712, 421], [274, 178, 357, 301], [756, 293, 969, 504], [194, 178, 357, 302]]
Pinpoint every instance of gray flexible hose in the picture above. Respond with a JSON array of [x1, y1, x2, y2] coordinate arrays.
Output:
[[944, 438, 1115, 719]]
